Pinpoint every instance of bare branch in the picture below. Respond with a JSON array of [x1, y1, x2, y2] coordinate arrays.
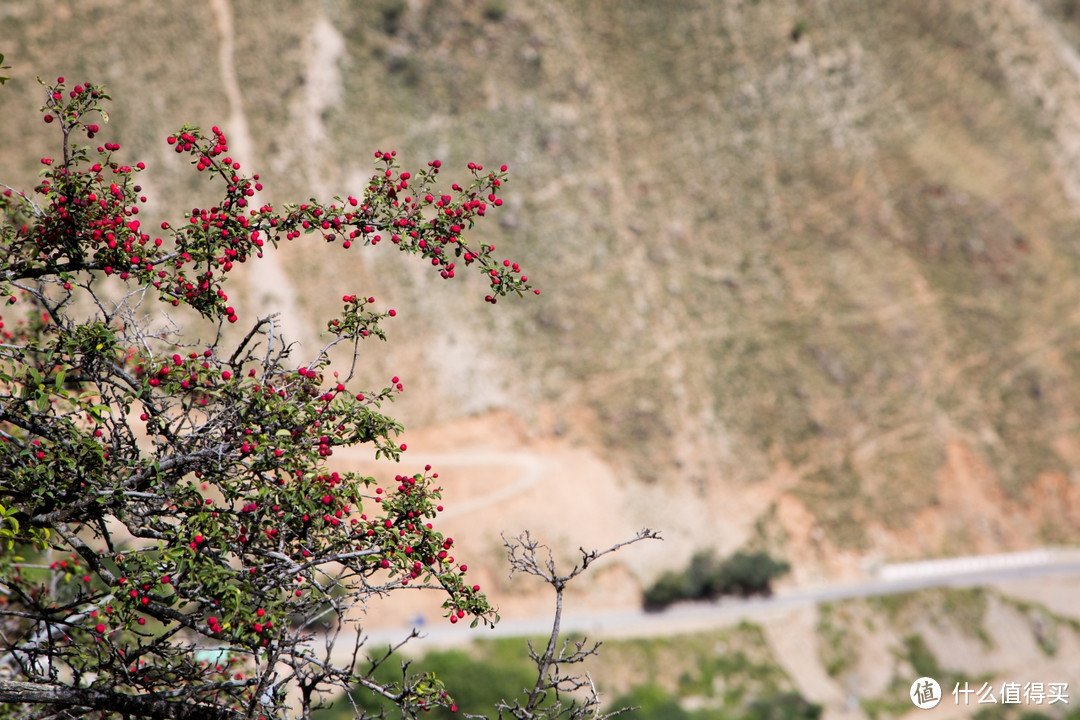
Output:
[[498, 529, 661, 720]]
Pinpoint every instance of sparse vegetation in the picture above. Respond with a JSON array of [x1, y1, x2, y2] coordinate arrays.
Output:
[[483, 0, 508, 22], [606, 686, 821, 720], [901, 634, 944, 680], [7, 1, 1080, 717], [5, 0, 1080, 564], [940, 588, 993, 648], [323, 645, 550, 720], [995, 594, 1080, 657], [816, 603, 859, 678], [596, 624, 820, 720]]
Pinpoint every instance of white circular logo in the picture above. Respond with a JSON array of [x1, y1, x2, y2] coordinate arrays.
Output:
[[910, 677, 942, 709]]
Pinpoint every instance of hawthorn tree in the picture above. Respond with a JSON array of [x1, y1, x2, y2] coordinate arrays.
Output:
[[0, 75, 631, 720]]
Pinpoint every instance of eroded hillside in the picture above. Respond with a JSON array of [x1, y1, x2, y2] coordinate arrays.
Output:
[[4, 0, 1080, 591]]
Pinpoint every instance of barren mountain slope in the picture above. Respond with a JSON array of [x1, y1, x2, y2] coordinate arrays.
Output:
[[4, 0, 1080, 585]]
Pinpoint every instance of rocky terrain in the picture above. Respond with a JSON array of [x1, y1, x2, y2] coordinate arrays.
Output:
[[5, 1, 1080, 717]]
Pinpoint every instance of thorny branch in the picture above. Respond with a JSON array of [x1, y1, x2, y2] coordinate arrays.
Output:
[[1, 75, 539, 720], [495, 529, 662, 720]]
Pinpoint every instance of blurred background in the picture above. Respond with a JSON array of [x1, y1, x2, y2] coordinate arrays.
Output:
[[5, 1, 1080, 718]]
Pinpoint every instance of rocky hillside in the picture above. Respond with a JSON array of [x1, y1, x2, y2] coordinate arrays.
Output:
[[5, 0, 1080, 586]]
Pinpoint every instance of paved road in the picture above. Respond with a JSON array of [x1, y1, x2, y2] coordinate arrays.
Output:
[[355, 548, 1080, 651]]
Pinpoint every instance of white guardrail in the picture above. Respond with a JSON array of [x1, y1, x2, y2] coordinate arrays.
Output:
[[877, 548, 1080, 581]]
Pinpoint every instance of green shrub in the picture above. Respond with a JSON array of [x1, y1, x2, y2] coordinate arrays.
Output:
[[716, 552, 791, 598], [642, 550, 790, 610], [643, 570, 695, 611], [746, 692, 822, 720]]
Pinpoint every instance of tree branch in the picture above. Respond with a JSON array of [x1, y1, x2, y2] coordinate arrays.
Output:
[[0, 679, 245, 720]]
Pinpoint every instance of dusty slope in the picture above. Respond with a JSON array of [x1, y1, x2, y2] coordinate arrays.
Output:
[[9, 3, 1080, 719], [4, 0, 1080, 646]]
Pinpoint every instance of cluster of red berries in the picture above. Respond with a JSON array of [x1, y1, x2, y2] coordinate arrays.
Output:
[[113, 576, 156, 617], [33, 77, 536, 335], [3, 77, 519, 690]]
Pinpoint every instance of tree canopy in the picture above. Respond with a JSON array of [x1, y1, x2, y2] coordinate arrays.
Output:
[[0, 75, 545, 720]]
